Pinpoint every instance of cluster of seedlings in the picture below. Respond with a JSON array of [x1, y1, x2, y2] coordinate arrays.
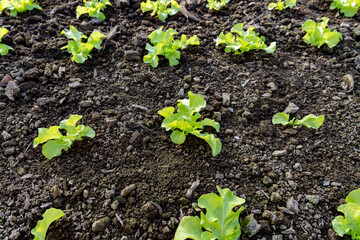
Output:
[[1, 0, 359, 238]]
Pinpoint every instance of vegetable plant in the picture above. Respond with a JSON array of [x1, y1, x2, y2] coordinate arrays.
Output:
[[144, 26, 199, 67], [61, 25, 105, 64], [216, 23, 276, 54], [174, 186, 246, 240], [330, 0, 360, 17], [33, 115, 96, 159], [332, 188, 360, 239], [31, 208, 65, 240], [0, 0, 42, 17], [158, 91, 221, 157], [206, 0, 230, 11], [141, 0, 179, 21], [272, 112, 324, 130], [302, 17, 342, 48], [76, 0, 112, 22], [268, 0, 296, 10], [0, 28, 13, 56]]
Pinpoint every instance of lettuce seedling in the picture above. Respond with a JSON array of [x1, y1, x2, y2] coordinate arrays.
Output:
[[158, 91, 221, 156], [332, 188, 360, 239], [302, 17, 342, 48], [141, 0, 179, 21], [33, 115, 96, 159], [0, 0, 42, 17], [216, 23, 276, 54], [76, 0, 112, 22], [61, 25, 105, 64], [272, 112, 324, 130], [330, 0, 360, 17], [31, 208, 65, 240], [206, 0, 231, 11], [144, 26, 199, 67], [268, 0, 296, 10], [0, 28, 13, 56], [174, 186, 246, 240]]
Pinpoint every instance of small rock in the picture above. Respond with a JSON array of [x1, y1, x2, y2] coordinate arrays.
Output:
[[341, 74, 354, 91], [23, 67, 41, 80], [111, 200, 119, 210], [293, 163, 302, 171], [79, 100, 93, 107], [5, 81, 20, 101], [267, 82, 278, 91], [240, 214, 261, 237], [19, 81, 37, 92], [92, 217, 111, 232], [124, 50, 141, 61], [213, 112, 221, 122], [270, 192, 281, 202], [68, 81, 81, 88], [5, 147, 15, 156], [305, 195, 320, 205], [286, 197, 299, 213], [271, 211, 284, 225], [328, 228, 339, 240], [9, 229, 21, 240], [284, 103, 299, 114], [272, 150, 287, 157], [105, 190, 115, 199], [50, 185, 63, 199], [79, 21, 94, 31], [83, 189, 89, 199], [272, 235, 283, 240], [263, 176, 273, 185], [121, 184, 136, 197], [222, 93, 231, 106], [242, 110, 253, 119], [142, 202, 160, 219], [215, 173, 224, 179], [282, 227, 296, 235], [17, 167, 26, 176], [37, 97, 51, 106], [105, 118, 117, 128], [2, 131, 12, 140], [44, 63, 52, 77], [0, 74, 12, 87], [114, 0, 129, 8], [225, 129, 233, 135]]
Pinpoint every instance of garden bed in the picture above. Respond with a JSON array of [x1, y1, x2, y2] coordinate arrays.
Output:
[[0, 0, 359, 239]]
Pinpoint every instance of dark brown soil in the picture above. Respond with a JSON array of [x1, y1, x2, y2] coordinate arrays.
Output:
[[0, 0, 359, 239]]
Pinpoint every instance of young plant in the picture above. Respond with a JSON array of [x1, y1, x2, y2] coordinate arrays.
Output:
[[302, 17, 342, 48], [0, 0, 42, 17], [216, 23, 276, 54], [330, 0, 360, 17], [272, 112, 324, 130], [76, 0, 112, 22], [61, 25, 105, 64], [332, 188, 360, 239], [174, 186, 246, 240], [31, 208, 65, 240], [144, 26, 199, 67], [33, 115, 96, 159], [268, 0, 296, 10], [0, 28, 13, 56], [141, 0, 179, 21], [206, 0, 231, 11], [158, 91, 221, 157]]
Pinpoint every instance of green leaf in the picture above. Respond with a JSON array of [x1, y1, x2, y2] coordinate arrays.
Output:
[[174, 216, 202, 240], [62, 26, 86, 42], [302, 18, 341, 48], [80, 126, 96, 138], [0, 43, 13, 56], [201, 118, 220, 132], [76, 0, 110, 21], [272, 112, 290, 126], [170, 130, 186, 144], [323, 31, 342, 48], [33, 126, 63, 148], [87, 31, 105, 49], [332, 188, 360, 238], [42, 140, 68, 160], [191, 131, 222, 156], [0, 27, 8, 40], [296, 114, 324, 129], [158, 107, 175, 118], [198, 186, 246, 239], [31, 208, 65, 240], [141, 0, 179, 20]]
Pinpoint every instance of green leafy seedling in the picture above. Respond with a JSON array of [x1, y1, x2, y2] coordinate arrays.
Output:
[[144, 26, 199, 67], [158, 91, 221, 156], [206, 0, 230, 11], [216, 23, 276, 54], [33, 115, 96, 159], [268, 0, 296, 10], [0, 0, 42, 16], [330, 0, 360, 17], [0, 28, 13, 56], [31, 208, 65, 240], [272, 112, 324, 130], [61, 25, 105, 64], [141, 0, 179, 21], [76, 0, 112, 22], [302, 17, 342, 48], [332, 188, 360, 239], [174, 186, 246, 240]]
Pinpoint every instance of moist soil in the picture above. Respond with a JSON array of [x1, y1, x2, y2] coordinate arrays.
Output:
[[0, 0, 360, 239]]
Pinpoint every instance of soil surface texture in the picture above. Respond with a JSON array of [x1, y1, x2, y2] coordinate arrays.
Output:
[[0, 0, 360, 239]]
